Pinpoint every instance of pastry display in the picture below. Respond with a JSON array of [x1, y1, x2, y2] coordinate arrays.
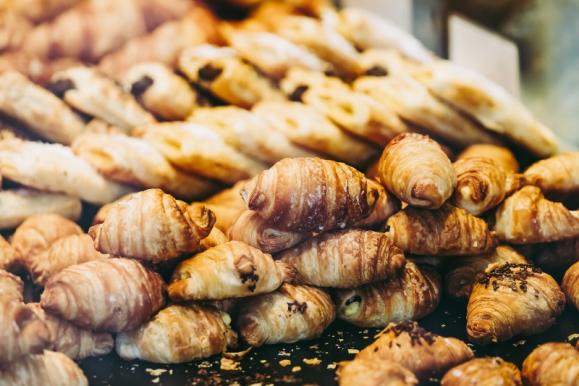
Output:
[[522, 342, 579, 386], [441, 357, 522, 386]]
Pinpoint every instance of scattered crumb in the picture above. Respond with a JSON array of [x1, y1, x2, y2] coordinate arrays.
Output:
[[224, 346, 252, 360], [338, 338, 344, 343], [336, 331, 344, 336], [440, 324, 447, 328], [278, 349, 291, 357], [145, 368, 167, 377], [249, 383, 263, 386], [303, 358, 321, 366], [169, 369, 173, 375], [327, 362, 337, 370], [513, 339, 526, 347], [309, 344, 320, 350], [362, 336, 369, 339], [151, 378, 160, 384], [568, 333, 579, 341], [220, 357, 241, 371], [260, 359, 267, 364], [291, 366, 302, 373], [279, 359, 291, 367], [198, 361, 212, 369], [347, 348, 359, 354]]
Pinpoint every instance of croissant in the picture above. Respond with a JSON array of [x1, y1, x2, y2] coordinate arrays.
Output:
[[89, 189, 215, 262], [0, 270, 23, 302], [355, 180, 401, 228], [533, 237, 579, 271], [334, 262, 440, 327], [524, 152, 579, 205], [236, 283, 335, 346], [337, 358, 419, 386], [457, 144, 520, 173], [169, 241, 284, 301], [441, 357, 522, 386], [28, 303, 114, 360], [197, 226, 229, 252], [357, 321, 474, 380], [202, 180, 247, 231], [466, 263, 565, 344], [562, 261, 579, 310], [41, 258, 165, 332], [494, 186, 579, 244], [241, 157, 380, 232], [386, 204, 496, 256], [522, 342, 579, 386], [0, 236, 16, 271], [445, 245, 527, 300], [116, 304, 237, 364]]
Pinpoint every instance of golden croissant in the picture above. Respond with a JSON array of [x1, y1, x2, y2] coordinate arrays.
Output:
[[279, 229, 406, 288], [334, 262, 440, 327], [355, 180, 401, 228], [562, 261, 579, 310], [494, 186, 579, 244], [0, 235, 16, 271], [522, 342, 579, 386], [386, 204, 496, 256], [524, 151, 579, 204], [116, 304, 237, 364], [41, 258, 166, 332], [378, 133, 456, 209], [89, 189, 215, 262], [441, 357, 522, 386], [169, 241, 284, 301], [533, 237, 579, 271], [196, 224, 229, 252], [0, 270, 23, 302], [467, 263, 565, 344], [357, 321, 474, 380], [241, 157, 380, 232], [457, 144, 520, 173], [338, 358, 419, 386], [236, 283, 335, 346]]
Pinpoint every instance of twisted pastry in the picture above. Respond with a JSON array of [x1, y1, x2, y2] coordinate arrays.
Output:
[[334, 262, 440, 327], [355, 180, 401, 228], [237, 283, 335, 346], [90, 189, 214, 261], [116, 304, 237, 364], [466, 263, 565, 344], [386, 204, 496, 256], [0, 269, 23, 301], [169, 241, 284, 301], [457, 144, 519, 173], [337, 358, 418, 386], [524, 151, 579, 205], [562, 261, 579, 310], [441, 357, 522, 386], [0, 235, 16, 271], [534, 237, 579, 271], [522, 342, 579, 386], [378, 133, 456, 209], [494, 186, 579, 244], [41, 258, 165, 332], [241, 157, 380, 232]]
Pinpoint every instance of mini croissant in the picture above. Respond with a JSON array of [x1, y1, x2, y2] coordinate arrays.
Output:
[[522, 342, 579, 386], [524, 151, 579, 205], [241, 157, 380, 232], [441, 357, 522, 386], [237, 283, 335, 346], [337, 358, 419, 386], [378, 133, 456, 209], [334, 262, 440, 327], [41, 258, 166, 332], [386, 204, 496, 256], [467, 263, 565, 344], [169, 241, 284, 301], [116, 304, 237, 364], [89, 189, 215, 262], [0, 235, 16, 271], [457, 144, 520, 173], [562, 261, 579, 310], [0, 270, 23, 302], [494, 186, 579, 244], [533, 237, 579, 271]]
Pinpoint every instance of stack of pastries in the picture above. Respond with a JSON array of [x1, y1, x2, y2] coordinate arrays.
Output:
[[0, 1, 578, 385]]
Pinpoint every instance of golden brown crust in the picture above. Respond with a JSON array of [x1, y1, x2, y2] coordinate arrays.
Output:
[[0, 235, 16, 271], [466, 263, 565, 345], [457, 144, 519, 173], [0, 269, 23, 302], [441, 357, 522, 386], [522, 342, 579, 386], [197, 226, 229, 252], [524, 152, 579, 204], [533, 237, 579, 271], [562, 261, 579, 310], [338, 358, 419, 386], [378, 133, 456, 209], [355, 180, 401, 228]]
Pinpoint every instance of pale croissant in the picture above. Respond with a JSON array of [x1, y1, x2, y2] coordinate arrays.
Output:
[[441, 357, 522, 386], [0, 269, 23, 302], [457, 144, 520, 173], [338, 358, 418, 386], [562, 261, 579, 310], [524, 151, 579, 205], [522, 342, 579, 386]]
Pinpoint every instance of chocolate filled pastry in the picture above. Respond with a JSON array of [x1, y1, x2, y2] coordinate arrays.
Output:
[[337, 358, 419, 386], [441, 357, 522, 386], [466, 263, 565, 345], [357, 321, 474, 380], [355, 180, 401, 228], [202, 180, 247, 232], [196, 225, 229, 252], [356, 49, 421, 78], [0, 270, 23, 301], [334, 262, 440, 327], [241, 157, 380, 232], [562, 261, 579, 310], [533, 237, 579, 271], [0, 235, 16, 271], [522, 342, 579, 386], [89, 189, 215, 262], [116, 304, 237, 364], [169, 241, 284, 301], [457, 144, 520, 173], [40, 258, 166, 332], [279, 229, 406, 289], [524, 151, 579, 205], [236, 283, 335, 346]]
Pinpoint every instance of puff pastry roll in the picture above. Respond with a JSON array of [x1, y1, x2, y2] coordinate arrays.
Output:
[[494, 186, 579, 244], [441, 357, 522, 386], [0, 236, 16, 271], [334, 262, 440, 327], [524, 152, 579, 204], [279, 229, 406, 288], [356, 49, 421, 78], [338, 358, 418, 386], [134, 122, 266, 184], [0, 270, 23, 301], [445, 245, 527, 300], [466, 263, 565, 344], [357, 321, 474, 380], [562, 261, 579, 310], [90, 189, 214, 262], [0, 139, 134, 204], [457, 144, 520, 173], [241, 157, 380, 232], [533, 237, 579, 271], [378, 133, 456, 209], [237, 283, 335, 346], [0, 71, 85, 144], [386, 204, 496, 256], [41, 258, 165, 332], [414, 60, 559, 158], [522, 342, 579, 386], [169, 241, 284, 301], [116, 304, 237, 364], [28, 303, 113, 360]]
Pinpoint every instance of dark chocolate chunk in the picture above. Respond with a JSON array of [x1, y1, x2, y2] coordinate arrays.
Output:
[[198, 64, 223, 82], [47, 79, 76, 98], [364, 65, 389, 77], [130, 75, 154, 97], [288, 85, 309, 102]]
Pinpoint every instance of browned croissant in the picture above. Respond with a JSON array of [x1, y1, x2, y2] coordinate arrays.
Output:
[[0, 270, 23, 302], [445, 245, 527, 299], [533, 237, 579, 271], [0, 235, 16, 271], [378, 133, 456, 209], [467, 263, 565, 344], [236, 283, 335, 346], [89, 189, 215, 262], [356, 180, 401, 228], [494, 186, 579, 244], [338, 358, 419, 386], [241, 157, 380, 232], [169, 241, 284, 301], [28, 303, 114, 360], [41, 258, 166, 332], [562, 261, 579, 310], [386, 204, 496, 256], [441, 357, 522, 386], [524, 152, 579, 204], [457, 144, 520, 173], [357, 321, 474, 380], [522, 342, 579, 386], [116, 304, 237, 364], [334, 262, 440, 327]]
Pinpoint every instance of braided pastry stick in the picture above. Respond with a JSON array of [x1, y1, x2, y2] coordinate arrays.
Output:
[[0, 269, 23, 301], [457, 144, 519, 173], [441, 357, 522, 386], [338, 358, 418, 386], [562, 261, 579, 310], [524, 151, 579, 205], [522, 342, 579, 386]]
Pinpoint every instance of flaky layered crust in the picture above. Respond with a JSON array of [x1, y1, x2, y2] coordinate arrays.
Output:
[[522, 343, 579, 386], [524, 152, 579, 204], [562, 261, 579, 310], [338, 358, 418, 386], [441, 357, 522, 386], [457, 144, 520, 173], [2, 0, 82, 23], [0, 235, 16, 271], [355, 180, 401, 228], [0, 269, 23, 302]]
